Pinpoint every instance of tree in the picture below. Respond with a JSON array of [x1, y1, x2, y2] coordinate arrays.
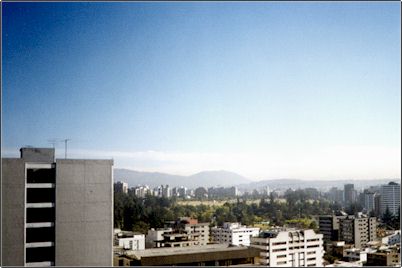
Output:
[[346, 202, 363, 215], [382, 206, 393, 228], [194, 187, 208, 200]]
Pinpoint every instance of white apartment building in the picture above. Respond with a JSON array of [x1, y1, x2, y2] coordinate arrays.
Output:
[[251, 228, 324, 267], [211, 222, 260, 246], [380, 182, 400, 216], [381, 230, 401, 246], [115, 231, 145, 250], [134, 185, 150, 198]]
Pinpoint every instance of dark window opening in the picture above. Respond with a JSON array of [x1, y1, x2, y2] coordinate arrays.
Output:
[[26, 208, 55, 223], [26, 227, 55, 243], [27, 168, 55, 184], [27, 188, 55, 203], [26, 246, 55, 263]]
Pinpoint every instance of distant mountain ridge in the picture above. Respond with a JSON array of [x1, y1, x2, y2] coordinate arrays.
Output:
[[113, 169, 251, 188], [237, 178, 400, 191], [114, 168, 399, 190]]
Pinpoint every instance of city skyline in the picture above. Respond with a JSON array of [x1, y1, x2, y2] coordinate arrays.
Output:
[[2, 2, 401, 179]]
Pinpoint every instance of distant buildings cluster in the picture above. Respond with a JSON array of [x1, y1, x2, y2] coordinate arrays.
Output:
[[326, 182, 400, 218], [115, 182, 240, 200]]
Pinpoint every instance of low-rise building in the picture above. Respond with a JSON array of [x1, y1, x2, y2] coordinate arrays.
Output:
[[326, 241, 353, 259], [343, 247, 376, 264], [115, 231, 145, 250], [251, 228, 324, 267], [366, 245, 400, 266], [211, 222, 260, 246], [325, 260, 363, 267], [113, 244, 260, 266], [146, 218, 209, 248], [381, 230, 401, 246], [146, 228, 172, 248], [165, 217, 210, 246]]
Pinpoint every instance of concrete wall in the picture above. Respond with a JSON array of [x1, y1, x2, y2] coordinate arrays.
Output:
[[1, 158, 26, 266], [55, 159, 113, 266], [20, 148, 54, 162]]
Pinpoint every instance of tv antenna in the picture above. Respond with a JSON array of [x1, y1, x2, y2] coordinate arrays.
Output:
[[47, 139, 59, 149], [62, 139, 71, 159]]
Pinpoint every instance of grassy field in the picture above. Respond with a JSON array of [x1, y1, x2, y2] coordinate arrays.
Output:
[[176, 198, 287, 206]]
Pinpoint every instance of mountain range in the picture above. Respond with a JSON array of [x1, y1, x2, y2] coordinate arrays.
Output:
[[113, 169, 251, 188], [114, 168, 399, 190]]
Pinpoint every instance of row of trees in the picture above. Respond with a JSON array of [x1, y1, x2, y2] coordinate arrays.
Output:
[[114, 186, 338, 233]]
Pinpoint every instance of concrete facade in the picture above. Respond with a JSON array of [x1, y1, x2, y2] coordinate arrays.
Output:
[[339, 216, 377, 249], [380, 182, 400, 216], [55, 159, 113, 266], [146, 228, 173, 248], [344, 184, 355, 206], [2, 158, 26, 266], [1, 148, 113, 266], [318, 215, 347, 242]]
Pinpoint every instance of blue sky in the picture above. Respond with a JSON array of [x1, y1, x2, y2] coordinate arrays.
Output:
[[2, 2, 400, 179]]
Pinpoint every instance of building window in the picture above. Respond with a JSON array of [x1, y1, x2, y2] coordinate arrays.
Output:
[[273, 248, 287, 252], [273, 242, 287, 246]]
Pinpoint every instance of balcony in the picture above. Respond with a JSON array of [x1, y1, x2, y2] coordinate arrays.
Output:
[[26, 261, 54, 267]]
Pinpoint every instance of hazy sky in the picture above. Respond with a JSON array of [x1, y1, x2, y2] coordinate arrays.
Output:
[[2, 2, 401, 180]]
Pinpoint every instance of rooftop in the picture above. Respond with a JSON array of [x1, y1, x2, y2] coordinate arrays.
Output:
[[125, 244, 249, 259], [116, 231, 144, 238]]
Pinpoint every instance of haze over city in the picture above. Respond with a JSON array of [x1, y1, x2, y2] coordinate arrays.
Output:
[[2, 2, 401, 180]]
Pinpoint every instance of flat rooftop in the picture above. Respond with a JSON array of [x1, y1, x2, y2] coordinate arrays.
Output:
[[125, 244, 250, 259]]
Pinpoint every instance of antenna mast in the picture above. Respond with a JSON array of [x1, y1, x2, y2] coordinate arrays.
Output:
[[47, 139, 58, 149], [63, 139, 71, 159]]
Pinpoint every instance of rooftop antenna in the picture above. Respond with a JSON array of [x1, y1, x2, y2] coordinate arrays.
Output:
[[47, 139, 59, 149], [62, 139, 71, 159]]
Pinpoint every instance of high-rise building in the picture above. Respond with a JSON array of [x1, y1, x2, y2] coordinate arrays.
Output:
[[178, 186, 187, 198], [162, 184, 171, 198], [251, 229, 324, 267], [380, 182, 400, 216], [211, 222, 260, 246], [328, 187, 345, 204], [344, 184, 355, 206], [374, 194, 382, 217], [2, 147, 113, 266], [318, 215, 347, 242], [115, 181, 128, 194], [364, 191, 376, 214], [339, 216, 377, 249], [132, 185, 150, 198]]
